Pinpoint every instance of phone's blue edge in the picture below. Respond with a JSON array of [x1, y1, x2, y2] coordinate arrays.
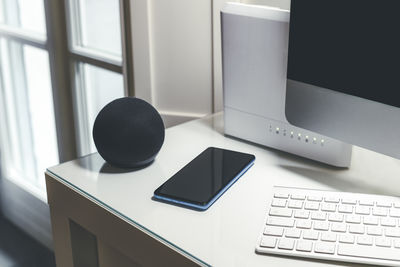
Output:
[[153, 159, 255, 211]]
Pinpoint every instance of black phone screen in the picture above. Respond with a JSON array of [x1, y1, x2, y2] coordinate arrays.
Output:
[[154, 147, 255, 208]]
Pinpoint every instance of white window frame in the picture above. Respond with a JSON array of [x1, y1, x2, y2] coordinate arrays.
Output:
[[65, 0, 134, 156], [0, 0, 134, 249]]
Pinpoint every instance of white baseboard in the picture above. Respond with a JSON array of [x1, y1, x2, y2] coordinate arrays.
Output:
[[0, 177, 53, 250]]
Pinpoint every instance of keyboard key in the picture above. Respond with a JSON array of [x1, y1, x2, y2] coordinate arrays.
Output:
[[375, 237, 391, 247], [266, 217, 295, 227], [321, 203, 336, 212], [367, 226, 382, 236], [328, 213, 343, 222], [321, 232, 337, 242], [304, 202, 319, 210], [359, 199, 374, 206], [258, 188, 400, 266], [338, 204, 353, 214], [381, 217, 396, 227], [311, 211, 326, 221], [296, 240, 313, 252], [291, 194, 306, 200], [355, 206, 370, 215], [278, 238, 295, 250], [303, 230, 319, 240], [342, 198, 357, 205], [357, 236, 373, 246], [314, 221, 329, 231], [285, 228, 301, 238], [339, 234, 355, 244], [269, 207, 293, 218], [288, 200, 303, 209], [271, 198, 287, 207], [314, 242, 335, 254], [338, 244, 400, 261], [260, 236, 277, 248], [363, 216, 379, 225], [294, 210, 309, 219], [349, 225, 364, 234], [346, 215, 361, 224], [385, 228, 400, 238], [296, 220, 312, 229], [372, 207, 388, 217], [308, 195, 323, 202], [389, 208, 400, 218], [331, 222, 347, 233], [324, 196, 340, 203], [274, 193, 289, 199], [264, 226, 284, 237], [376, 200, 392, 208]]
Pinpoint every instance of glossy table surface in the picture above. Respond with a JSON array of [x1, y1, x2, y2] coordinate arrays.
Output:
[[47, 113, 400, 266]]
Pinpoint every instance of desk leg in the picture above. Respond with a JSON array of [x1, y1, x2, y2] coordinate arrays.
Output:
[[45, 174, 203, 267]]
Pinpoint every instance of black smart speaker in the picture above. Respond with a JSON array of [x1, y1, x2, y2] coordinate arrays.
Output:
[[93, 97, 165, 168]]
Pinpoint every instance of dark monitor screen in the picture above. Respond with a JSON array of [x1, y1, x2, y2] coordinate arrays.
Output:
[[287, 0, 400, 108]]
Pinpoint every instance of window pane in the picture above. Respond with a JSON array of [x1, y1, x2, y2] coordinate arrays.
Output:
[[0, 1, 4, 23], [69, 0, 122, 59], [0, 39, 58, 191], [24, 45, 59, 188], [74, 63, 124, 156], [0, 0, 46, 37]]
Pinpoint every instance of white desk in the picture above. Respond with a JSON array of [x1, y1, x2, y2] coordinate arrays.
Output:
[[46, 113, 400, 267]]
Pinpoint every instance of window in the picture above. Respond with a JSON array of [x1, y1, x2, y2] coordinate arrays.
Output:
[[69, 0, 122, 59], [0, 0, 133, 247], [67, 0, 133, 156], [74, 63, 124, 154], [0, 0, 58, 194], [0, 0, 133, 195]]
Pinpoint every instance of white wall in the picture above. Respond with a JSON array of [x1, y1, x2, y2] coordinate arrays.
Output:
[[131, 0, 290, 127], [132, 0, 213, 127], [149, 0, 212, 116]]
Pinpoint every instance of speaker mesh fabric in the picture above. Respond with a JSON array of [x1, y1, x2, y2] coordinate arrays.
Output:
[[93, 97, 165, 168]]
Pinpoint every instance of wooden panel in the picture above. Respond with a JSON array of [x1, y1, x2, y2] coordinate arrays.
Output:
[[97, 239, 141, 267], [70, 220, 99, 267], [46, 174, 204, 267]]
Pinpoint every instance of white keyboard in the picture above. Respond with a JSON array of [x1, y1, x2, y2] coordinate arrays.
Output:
[[256, 187, 400, 266]]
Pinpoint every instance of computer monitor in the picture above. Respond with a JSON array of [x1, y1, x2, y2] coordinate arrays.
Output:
[[285, 0, 400, 159]]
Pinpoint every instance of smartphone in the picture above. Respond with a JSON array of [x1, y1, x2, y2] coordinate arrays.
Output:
[[153, 147, 255, 211]]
